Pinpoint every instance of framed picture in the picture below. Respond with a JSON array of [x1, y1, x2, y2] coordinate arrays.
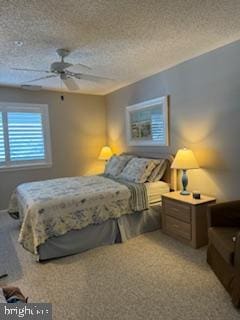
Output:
[[125, 96, 169, 146]]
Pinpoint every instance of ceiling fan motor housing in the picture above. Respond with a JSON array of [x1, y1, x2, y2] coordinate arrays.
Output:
[[50, 61, 72, 73]]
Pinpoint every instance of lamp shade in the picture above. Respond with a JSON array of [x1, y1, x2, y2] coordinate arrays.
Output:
[[171, 148, 199, 170], [98, 146, 113, 160]]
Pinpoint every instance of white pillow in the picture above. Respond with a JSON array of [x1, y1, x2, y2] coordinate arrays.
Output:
[[104, 155, 133, 177], [118, 158, 156, 183]]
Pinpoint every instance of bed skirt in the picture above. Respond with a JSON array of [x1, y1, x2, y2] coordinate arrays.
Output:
[[38, 204, 161, 261]]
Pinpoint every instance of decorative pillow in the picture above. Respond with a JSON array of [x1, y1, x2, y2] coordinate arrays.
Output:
[[104, 155, 133, 177], [153, 161, 168, 181], [118, 158, 157, 183], [147, 159, 168, 182]]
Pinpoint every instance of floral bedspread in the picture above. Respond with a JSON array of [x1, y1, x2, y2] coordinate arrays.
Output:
[[8, 175, 135, 254]]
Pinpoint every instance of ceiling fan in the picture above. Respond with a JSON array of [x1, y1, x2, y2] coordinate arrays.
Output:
[[11, 48, 112, 91]]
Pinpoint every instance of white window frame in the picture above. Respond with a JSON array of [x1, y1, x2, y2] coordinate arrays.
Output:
[[0, 102, 52, 171]]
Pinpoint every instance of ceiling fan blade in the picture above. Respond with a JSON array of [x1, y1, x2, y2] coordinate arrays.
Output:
[[65, 63, 92, 72], [11, 67, 51, 73], [22, 74, 58, 84], [63, 77, 79, 90], [73, 63, 92, 70], [68, 72, 113, 82]]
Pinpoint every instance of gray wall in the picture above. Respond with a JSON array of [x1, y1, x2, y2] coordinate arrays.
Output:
[[106, 40, 240, 201], [0, 87, 106, 209]]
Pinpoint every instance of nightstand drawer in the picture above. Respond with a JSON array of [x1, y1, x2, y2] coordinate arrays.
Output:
[[165, 215, 191, 240], [164, 199, 191, 223]]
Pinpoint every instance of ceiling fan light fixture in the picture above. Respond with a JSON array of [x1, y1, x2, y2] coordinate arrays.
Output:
[[60, 73, 67, 80]]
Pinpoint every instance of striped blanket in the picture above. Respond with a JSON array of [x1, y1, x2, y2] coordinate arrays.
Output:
[[104, 175, 149, 212]]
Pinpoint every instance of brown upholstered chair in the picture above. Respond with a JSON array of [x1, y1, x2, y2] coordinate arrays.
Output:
[[207, 201, 240, 307]]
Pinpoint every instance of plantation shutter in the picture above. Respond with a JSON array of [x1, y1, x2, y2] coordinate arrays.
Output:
[[0, 112, 5, 163], [151, 112, 165, 143], [8, 112, 45, 161]]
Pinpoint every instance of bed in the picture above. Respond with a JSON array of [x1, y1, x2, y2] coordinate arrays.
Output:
[[8, 153, 175, 261]]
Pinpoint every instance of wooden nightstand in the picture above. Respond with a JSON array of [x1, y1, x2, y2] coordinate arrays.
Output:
[[162, 191, 216, 248]]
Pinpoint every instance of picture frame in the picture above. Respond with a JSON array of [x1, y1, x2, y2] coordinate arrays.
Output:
[[125, 96, 169, 146]]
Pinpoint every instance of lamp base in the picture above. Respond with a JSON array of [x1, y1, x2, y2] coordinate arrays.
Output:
[[180, 190, 190, 196], [180, 169, 190, 195]]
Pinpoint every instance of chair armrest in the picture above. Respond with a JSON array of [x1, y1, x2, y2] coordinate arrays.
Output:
[[207, 201, 240, 228], [234, 232, 240, 269]]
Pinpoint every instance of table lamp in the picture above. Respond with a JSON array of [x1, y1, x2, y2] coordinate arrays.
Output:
[[171, 148, 199, 195], [98, 146, 113, 161]]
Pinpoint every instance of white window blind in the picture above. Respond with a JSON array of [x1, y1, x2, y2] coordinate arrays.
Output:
[[0, 103, 52, 170], [151, 113, 165, 143], [0, 112, 5, 163], [8, 112, 45, 161]]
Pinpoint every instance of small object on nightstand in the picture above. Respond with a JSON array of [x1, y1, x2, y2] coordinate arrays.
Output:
[[162, 191, 216, 248], [192, 191, 201, 199]]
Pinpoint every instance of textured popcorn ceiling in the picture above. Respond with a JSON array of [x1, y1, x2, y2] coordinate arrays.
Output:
[[1, 0, 240, 95]]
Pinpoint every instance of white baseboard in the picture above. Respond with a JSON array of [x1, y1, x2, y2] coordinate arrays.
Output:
[[0, 209, 7, 214]]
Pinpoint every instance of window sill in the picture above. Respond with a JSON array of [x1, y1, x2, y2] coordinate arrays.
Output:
[[0, 162, 52, 172]]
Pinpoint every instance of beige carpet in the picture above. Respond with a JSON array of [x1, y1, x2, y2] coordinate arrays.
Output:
[[0, 213, 239, 320]]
